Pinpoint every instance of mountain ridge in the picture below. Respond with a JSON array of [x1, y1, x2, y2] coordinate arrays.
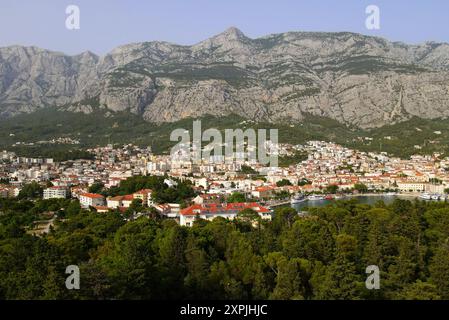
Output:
[[1, 27, 449, 128]]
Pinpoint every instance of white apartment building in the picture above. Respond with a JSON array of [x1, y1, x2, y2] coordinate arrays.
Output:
[[43, 186, 68, 199], [397, 182, 425, 193], [425, 184, 446, 194]]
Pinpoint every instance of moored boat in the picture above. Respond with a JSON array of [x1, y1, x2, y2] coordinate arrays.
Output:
[[290, 193, 307, 204], [419, 193, 432, 200], [431, 194, 441, 200], [307, 194, 326, 201]]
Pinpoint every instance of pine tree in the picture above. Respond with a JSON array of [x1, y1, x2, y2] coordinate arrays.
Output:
[[429, 244, 449, 299]]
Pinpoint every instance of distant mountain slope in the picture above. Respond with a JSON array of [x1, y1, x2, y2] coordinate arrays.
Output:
[[1, 27, 449, 128], [3, 108, 449, 159]]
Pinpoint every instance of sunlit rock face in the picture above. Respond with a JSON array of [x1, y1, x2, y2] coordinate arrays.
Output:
[[1, 28, 449, 128]]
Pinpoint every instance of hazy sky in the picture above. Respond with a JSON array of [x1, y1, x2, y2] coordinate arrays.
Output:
[[0, 0, 448, 55]]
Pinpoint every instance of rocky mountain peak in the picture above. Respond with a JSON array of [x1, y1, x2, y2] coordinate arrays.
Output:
[[217, 27, 247, 40], [75, 51, 99, 63], [193, 26, 251, 52], [2, 28, 449, 129]]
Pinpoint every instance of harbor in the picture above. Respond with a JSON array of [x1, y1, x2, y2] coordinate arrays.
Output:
[[265, 192, 448, 211]]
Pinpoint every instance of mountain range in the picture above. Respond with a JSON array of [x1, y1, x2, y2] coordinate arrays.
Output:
[[1, 27, 449, 129]]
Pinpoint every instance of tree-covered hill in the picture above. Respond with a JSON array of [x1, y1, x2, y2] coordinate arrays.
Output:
[[0, 197, 448, 300], [3, 109, 449, 159]]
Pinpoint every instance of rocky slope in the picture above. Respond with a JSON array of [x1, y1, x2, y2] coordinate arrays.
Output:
[[1, 27, 449, 128]]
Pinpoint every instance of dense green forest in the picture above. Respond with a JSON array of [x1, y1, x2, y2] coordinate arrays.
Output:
[[1, 197, 448, 300], [3, 108, 449, 159]]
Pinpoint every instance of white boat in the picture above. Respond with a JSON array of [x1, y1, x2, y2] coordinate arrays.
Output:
[[385, 192, 396, 196], [307, 194, 326, 201], [291, 194, 307, 204], [419, 193, 432, 200]]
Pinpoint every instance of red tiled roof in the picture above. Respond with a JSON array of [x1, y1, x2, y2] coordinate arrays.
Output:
[[122, 194, 134, 201], [80, 193, 104, 199], [93, 206, 110, 211], [108, 196, 124, 201], [255, 186, 275, 192], [199, 193, 220, 199], [180, 202, 270, 216], [134, 189, 153, 194]]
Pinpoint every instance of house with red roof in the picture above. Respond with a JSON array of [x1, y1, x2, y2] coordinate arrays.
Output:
[[153, 203, 171, 214], [106, 196, 124, 209], [192, 193, 222, 205], [106, 189, 153, 210], [133, 189, 153, 206], [179, 202, 271, 227], [251, 186, 276, 199], [121, 194, 134, 208], [0, 185, 21, 198]]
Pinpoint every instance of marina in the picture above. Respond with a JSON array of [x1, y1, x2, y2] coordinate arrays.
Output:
[[285, 193, 448, 211]]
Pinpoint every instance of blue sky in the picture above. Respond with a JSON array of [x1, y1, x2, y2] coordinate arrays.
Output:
[[0, 0, 448, 55]]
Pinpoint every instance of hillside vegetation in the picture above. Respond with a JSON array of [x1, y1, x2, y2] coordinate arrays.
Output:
[[2, 109, 449, 159], [1, 197, 448, 300]]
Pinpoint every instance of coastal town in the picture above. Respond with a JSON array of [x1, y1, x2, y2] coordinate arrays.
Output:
[[1, 140, 449, 228]]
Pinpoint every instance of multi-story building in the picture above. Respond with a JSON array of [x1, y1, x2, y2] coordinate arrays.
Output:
[[79, 193, 105, 208], [43, 186, 68, 199], [121, 195, 134, 208], [133, 189, 153, 206], [180, 202, 271, 227], [397, 182, 425, 193], [106, 196, 123, 209], [251, 186, 275, 199]]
